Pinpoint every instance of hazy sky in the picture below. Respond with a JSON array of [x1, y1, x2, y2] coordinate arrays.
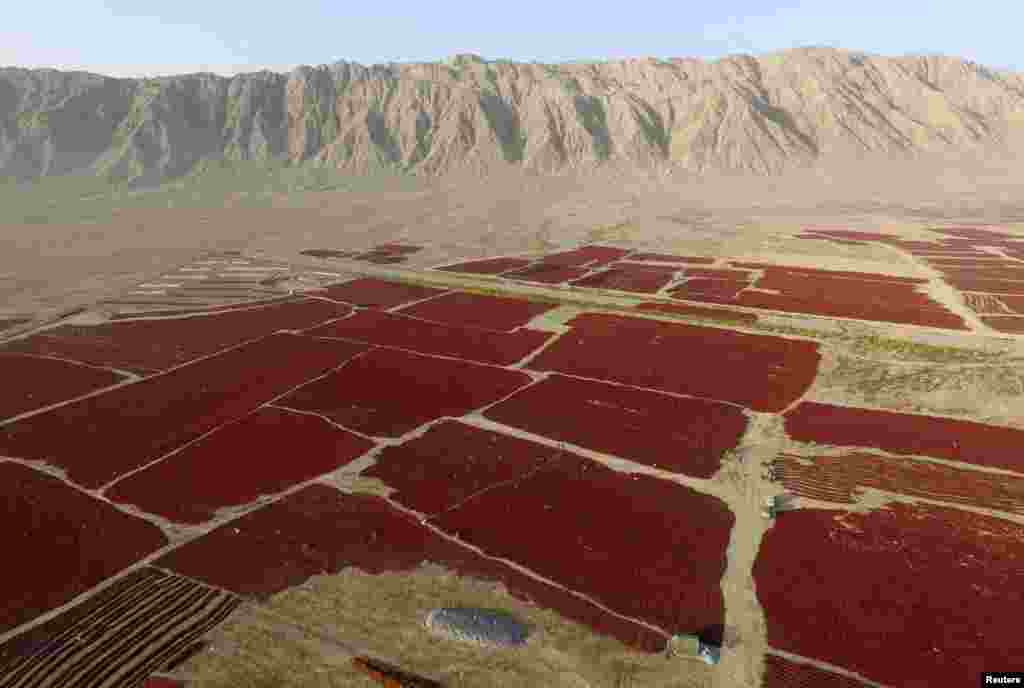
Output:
[[4, 1, 1022, 77]]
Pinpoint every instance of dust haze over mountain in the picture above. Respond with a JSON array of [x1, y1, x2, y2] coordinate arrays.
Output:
[[5, 46, 1024, 186]]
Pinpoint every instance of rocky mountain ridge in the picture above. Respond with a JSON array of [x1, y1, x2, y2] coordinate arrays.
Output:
[[4, 47, 1024, 184]]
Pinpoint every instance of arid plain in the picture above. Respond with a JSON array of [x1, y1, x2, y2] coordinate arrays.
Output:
[[5, 50, 1024, 688]]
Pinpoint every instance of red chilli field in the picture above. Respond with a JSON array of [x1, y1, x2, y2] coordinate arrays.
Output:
[[0, 462, 168, 633], [483, 373, 748, 478], [784, 402, 1024, 473], [428, 449, 734, 638], [159, 485, 668, 652], [395, 291, 557, 332], [0, 333, 370, 489], [0, 353, 126, 422], [754, 503, 1024, 687], [308, 309, 553, 365], [275, 347, 531, 437], [315, 277, 448, 309], [527, 313, 820, 412], [106, 406, 375, 524], [0, 297, 352, 373]]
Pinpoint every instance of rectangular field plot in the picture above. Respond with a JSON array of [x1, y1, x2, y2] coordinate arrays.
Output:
[[308, 310, 553, 365], [669, 278, 749, 303], [0, 297, 351, 373], [0, 353, 125, 422], [362, 420, 562, 516], [0, 567, 240, 688], [528, 313, 820, 412], [729, 268, 967, 329], [107, 407, 374, 524], [159, 484, 667, 652], [502, 263, 590, 284], [682, 267, 755, 280], [483, 374, 748, 478], [429, 452, 733, 637], [0, 462, 167, 633], [784, 402, 1024, 474], [628, 253, 715, 264], [730, 262, 927, 284], [316, 278, 448, 309], [634, 301, 757, 323], [736, 292, 967, 329], [0, 333, 369, 489], [773, 452, 1024, 514], [435, 257, 534, 275], [981, 316, 1024, 333], [395, 291, 557, 332], [539, 246, 632, 268], [568, 265, 677, 293], [753, 503, 1024, 687], [276, 347, 531, 437], [762, 654, 876, 688]]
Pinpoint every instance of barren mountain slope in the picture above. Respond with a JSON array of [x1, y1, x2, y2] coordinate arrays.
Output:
[[5, 47, 1024, 183]]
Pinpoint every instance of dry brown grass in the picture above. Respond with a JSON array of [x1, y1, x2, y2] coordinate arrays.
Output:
[[181, 564, 711, 688]]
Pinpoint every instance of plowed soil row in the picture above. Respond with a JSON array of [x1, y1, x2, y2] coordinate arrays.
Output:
[[527, 312, 820, 412], [773, 452, 1024, 515], [754, 503, 1024, 687], [963, 293, 1013, 315], [762, 654, 875, 688], [783, 402, 1024, 474], [0, 567, 240, 688]]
